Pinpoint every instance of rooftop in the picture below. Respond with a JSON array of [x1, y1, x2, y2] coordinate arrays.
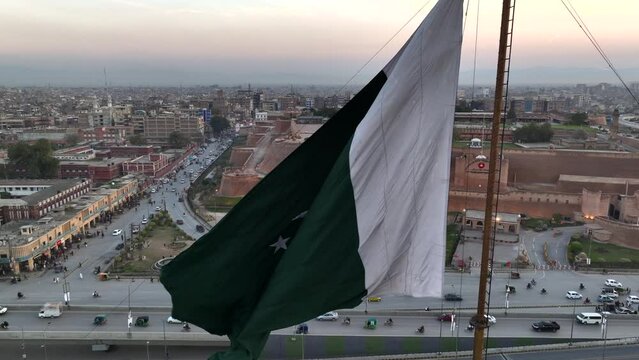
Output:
[[464, 209, 521, 224]]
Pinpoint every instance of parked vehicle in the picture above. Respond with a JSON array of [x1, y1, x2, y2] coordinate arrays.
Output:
[[195, 225, 205, 233], [532, 321, 560, 332]]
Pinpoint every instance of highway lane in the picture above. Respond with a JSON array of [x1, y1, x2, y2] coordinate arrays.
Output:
[[1, 310, 638, 340], [4, 267, 639, 315]]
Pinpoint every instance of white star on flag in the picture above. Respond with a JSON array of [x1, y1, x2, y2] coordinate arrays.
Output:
[[269, 236, 290, 253]]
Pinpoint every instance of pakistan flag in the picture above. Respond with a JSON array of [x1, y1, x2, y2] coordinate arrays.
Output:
[[160, 0, 463, 359]]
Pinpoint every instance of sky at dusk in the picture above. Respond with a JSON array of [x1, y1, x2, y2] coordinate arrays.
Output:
[[1, 0, 638, 86]]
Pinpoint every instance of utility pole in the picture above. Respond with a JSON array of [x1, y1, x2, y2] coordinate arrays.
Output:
[[472, 0, 514, 359]]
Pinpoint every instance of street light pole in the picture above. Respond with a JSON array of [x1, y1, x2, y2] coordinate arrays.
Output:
[[43, 321, 51, 360], [146, 341, 150, 360]]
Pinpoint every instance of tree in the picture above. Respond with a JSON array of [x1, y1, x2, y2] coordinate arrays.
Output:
[[168, 131, 189, 148], [7, 140, 59, 178], [64, 133, 82, 146], [568, 112, 588, 126], [128, 134, 147, 145], [513, 123, 554, 143], [210, 116, 231, 135]]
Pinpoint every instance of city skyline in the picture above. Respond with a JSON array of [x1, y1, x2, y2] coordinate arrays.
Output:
[[1, 0, 638, 85]]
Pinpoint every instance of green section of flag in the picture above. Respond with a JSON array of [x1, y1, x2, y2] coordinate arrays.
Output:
[[160, 71, 388, 360]]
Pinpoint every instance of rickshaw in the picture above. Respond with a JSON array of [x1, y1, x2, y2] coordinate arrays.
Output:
[[510, 272, 520, 279], [294, 323, 309, 334], [135, 316, 149, 327], [364, 318, 377, 330], [97, 272, 110, 281], [93, 314, 107, 325], [506, 285, 516, 294]]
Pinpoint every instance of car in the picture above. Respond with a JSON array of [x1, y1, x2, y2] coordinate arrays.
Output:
[[316, 311, 339, 321], [115, 243, 124, 250], [627, 295, 639, 304], [150, 188, 157, 193], [485, 314, 497, 325], [167, 316, 183, 324], [598, 294, 615, 303], [600, 290, 619, 299], [176, 219, 184, 225], [367, 296, 382, 302], [195, 225, 205, 233], [155, 206, 161, 211], [566, 291, 583, 300], [444, 293, 463, 301], [0, 306, 7, 315], [141, 218, 148, 224], [171, 188, 176, 192], [615, 306, 637, 314], [604, 279, 623, 288], [438, 313, 454, 322], [532, 321, 560, 332], [112, 229, 122, 236]]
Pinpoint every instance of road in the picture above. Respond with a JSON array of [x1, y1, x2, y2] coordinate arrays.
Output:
[[519, 226, 581, 268]]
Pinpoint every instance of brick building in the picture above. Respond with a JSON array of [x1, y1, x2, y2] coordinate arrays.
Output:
[[0, 179, 91, 224]]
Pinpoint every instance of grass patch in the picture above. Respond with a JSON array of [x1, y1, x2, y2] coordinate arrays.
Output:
[[514, 338, 535, 347], [550, 124, 597, 133], [439, 338, 457, 352], [285, 336, 302, 359], [204, 195, 242, 212], [573, 235, 639, 267], [446, 224, 460, 266], [521, 218, 550, 230], [364, 337, 384, 355], [112, 211, 194, 274], [401, 337, 423, 354], [324, 336, 345, 357]]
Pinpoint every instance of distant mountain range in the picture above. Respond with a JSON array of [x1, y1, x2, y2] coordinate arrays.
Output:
[[0, 64, 637, 87]]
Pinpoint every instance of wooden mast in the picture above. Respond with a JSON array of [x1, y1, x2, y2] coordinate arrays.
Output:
[[471, 0, 512, 359]]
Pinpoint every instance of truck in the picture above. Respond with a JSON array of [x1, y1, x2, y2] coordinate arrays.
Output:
[[38, 303, 62, 318]]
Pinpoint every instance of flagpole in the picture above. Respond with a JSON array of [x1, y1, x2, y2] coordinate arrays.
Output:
[[472, 0, 512, 359]]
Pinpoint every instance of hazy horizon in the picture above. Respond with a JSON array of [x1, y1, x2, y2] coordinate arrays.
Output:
[[1, 0, 638, 87]]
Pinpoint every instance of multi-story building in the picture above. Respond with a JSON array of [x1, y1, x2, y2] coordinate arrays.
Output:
[[58, 158, 127, 183], [144, 113, 204, 144], [0, 179, 92, 223], [0, 176, 138, 274], [122, 153, 172, 177]]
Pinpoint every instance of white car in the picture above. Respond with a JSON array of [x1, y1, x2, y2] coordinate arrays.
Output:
[[112, 229, 122, 236], [155, 206, 161, 211], [316, 311, 339, 321], [167, 316, 183, 324], [0, 306, 7, 315], [604, 279, 623, 288], [150, 188, 157, 193], [566, 291, 583, 299], [141, 218, 148, 224], [627, 295, 639, 304], [485, 314, 497, 325]]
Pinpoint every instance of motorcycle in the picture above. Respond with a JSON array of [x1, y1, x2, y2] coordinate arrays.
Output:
[[584, 297, 591, 304], [342, 318, 351, 326], [416, 325, 425, 334], [540, 288, 547, 295], [0, 321, 8, 329], [526, 283, 532, 289], [92, 292, 101, 298], [530, 279, 537, 286], [579, 283, 585, 290], [466, 324, 475, 331], [384, 318, 394, 327], [17, 292, 24, 299], [182, 323, 191, 332]]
